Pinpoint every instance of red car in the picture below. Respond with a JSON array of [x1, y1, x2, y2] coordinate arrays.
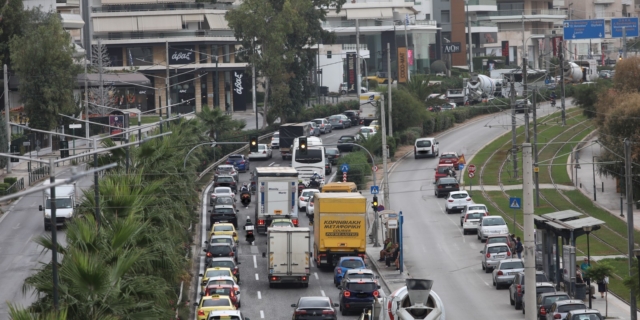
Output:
[[203, 285, 241, 308], [435, 164, 455, 182], [439, 152, 460, 169]]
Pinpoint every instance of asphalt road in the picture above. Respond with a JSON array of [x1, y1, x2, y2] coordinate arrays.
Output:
[[196, 124, 382, 320], [0, 167, 94, 317], [388, 102, 575, 319]]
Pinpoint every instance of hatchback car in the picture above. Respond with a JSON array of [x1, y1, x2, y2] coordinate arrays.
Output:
[[215, 165, 239, 182], [339, 269, 379, 288], [226, 154, 250, 172], [213, 195, 237, 212], [462, 211, 484, 234], [204, 243, 236, 265], [308, 121, 321, 137], [444, 191, 472, 214], [460, 204, 489, 225], [209, 205, 239, 228], [414, 137, 439, 159], [439, 152, 460, 168], [325, 148, 340, 165], [334, 257, 366, 286], [208, 235, 238, 253], [357, 127, 377, 140], [338, 135, 357, 152], [546, 299, 587, 320], [202, 285, 242, 309], [521, 282, 556, 314], [535, 292, 570, 320], [338, 279, 379, 316], [509, 271, 551, 309], [329, 114, 351, 129], [492, 258, 525, 289], [481, 243, 512, 272], [298, 189, 319, 211], [343, 110, 361, 125], [291, 296, 339, 320], [484, 234, 514, 248], [271, 131, 280, 149], [248, 144, 272, 160], [210, 187, 235, 206], [270, 218, 296, 228], [312, 118, 332, 134], [565, 309, 604, 320], [435, 164, 455, 182], [206, 310, 248, 320], [195, 295, 235, 320], [435, 177, 459, 198], [515, 99, 532, 113], [477, 216, 509, 242], [200, 267, 238, 287]]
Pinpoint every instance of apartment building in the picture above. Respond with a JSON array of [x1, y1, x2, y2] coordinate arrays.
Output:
[[90, 1, 249, 114]]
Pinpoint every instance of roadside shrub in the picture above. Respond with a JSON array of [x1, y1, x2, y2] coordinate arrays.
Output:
[[368, 80, 379, 89], [0, 183, 9, 195], [4, 177, 17, 185], [337, 151, 369, 189], [398, 127, 422, 145], [451, 108, 470, 123]]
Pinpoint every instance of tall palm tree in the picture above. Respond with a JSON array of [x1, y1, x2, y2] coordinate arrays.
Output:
[[198, 105, 246, 140], [8, 304, 69, 320]]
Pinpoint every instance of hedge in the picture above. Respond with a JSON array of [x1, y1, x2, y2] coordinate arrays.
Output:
[[4, 177, 17, 185], [337, 151, 370, 189]]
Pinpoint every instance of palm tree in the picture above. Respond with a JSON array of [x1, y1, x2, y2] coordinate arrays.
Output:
[[8, 304, 69, 320], [402, 74, 440, 104], [198, 105, 246, 140]]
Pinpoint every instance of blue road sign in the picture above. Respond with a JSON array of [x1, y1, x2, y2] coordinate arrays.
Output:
[[388, 213, 398, 218], [612, 17, 639, 38], [563, 19, 605, 40], [341, 164, 350, 173], [370, 186, 379, 195], [458, 163, 465, 170], [509, 197, 522, 209]]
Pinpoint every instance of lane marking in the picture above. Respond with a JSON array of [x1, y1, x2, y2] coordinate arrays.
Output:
[[257, 291, 262, 299], [314, 272, 319, 280], [255, 273, 259, 281], [253, 255, 257, 268], [320, 290, 326, 297], [268, 162, 275, 167], [260, 310, 265, 319]]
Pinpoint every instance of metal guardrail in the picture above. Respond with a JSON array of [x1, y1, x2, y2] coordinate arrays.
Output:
[[196, 132, 275, 182], [29, 165, 50, 186], [5, 177, 25, 195]]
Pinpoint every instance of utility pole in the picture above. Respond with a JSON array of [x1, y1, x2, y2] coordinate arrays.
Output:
[[93, 137, 100, 229], [623, 27, 628, 58], [510, 75, 518, 179], [4, 64, 11, 174], [465, 0, 473, 73], [381, 91, 390, 212], [625, 138, 637, 320], [356, 19, 361, 99], [523, 57, 529, 143], [533, 88, 539, 207], [166, 41, 171, 118], [559, 41, 566, 126], [387, 43, 393, 137], [98, 39, 104, 116], [252, 63, 258, 130], [522, 142, 535, 320], [404, 14, 410, 81], [48, 158, 59, 310], [84, 58, 90, 141]]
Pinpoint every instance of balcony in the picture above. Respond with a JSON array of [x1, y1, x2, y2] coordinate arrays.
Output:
[[594, 11, 618, 19], [56, 0, 79, 7], [322, 18, 436, 29], [92, 2, 233, 13], [464, 0, 497, 13], [552, 0, 564, 6], [594, 0, 615, 3], [93, 29, 235, 44], [342, 43, 368, 50], [476, 9, 567, 22]]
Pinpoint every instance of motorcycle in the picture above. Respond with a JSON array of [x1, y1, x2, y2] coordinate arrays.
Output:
[[240, 191, 251, 207], [244, 223, 255, 244]]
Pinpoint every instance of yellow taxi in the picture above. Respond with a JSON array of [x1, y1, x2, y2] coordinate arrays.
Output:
[[195, 295, 235, 320], [209, 223, 238, 242], [200, 267, 238, 290]]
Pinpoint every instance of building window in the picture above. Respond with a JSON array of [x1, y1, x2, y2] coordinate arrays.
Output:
[[223, 45, 230, 63], [441, 10, 450, 23], [170, 72, 195, 114], [107, 47, 123, 67], [224, 71, 231, 111], [211, 45, 219, 63], [327, 51, 332, 59], [126, 46, 153, 66]]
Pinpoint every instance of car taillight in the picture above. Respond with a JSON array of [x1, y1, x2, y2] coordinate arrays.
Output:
[[344, 291, 351, 297], [229, 252, 234, 256], [373, 290, 379, 297], [206, 252, 212, 257], [455, 184, 459, 188], [233, 268, 238, 274], [516, 284, 522, 294], [292, 219, 298, 226], [263, 151, 266, 154], [339, 120, 342, 123], [271, 276, 279, 281], [301, 276, 307, 281], [240, 160, 245, 164], [230, 291, 235, 297], [198, 310, 205, 316], [486, 252, 490, 258], [438, 185, 442, 189], [294, 310, 307, 315], [506, 251, 511, 256], [466, 198, 472, 201], [300, 196, 305, 201], [336, 269, 342, 274], [448, 200, 454, 202], [322, 310, 335, 315], [497, 271, 503, 275], [540, 307, 546, 315], [258, 220, 265, 225], [554, 314, 561, 319]]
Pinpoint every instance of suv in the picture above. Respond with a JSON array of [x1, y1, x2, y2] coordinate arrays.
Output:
[[338, 279, 380, 316], [334, 257, 366, 286], [343, 110, 361, 125], [214, 175, 237, 193], [414, 137, 439, 159], [444, 191, 472, 214], [546, 299, 587, 320], [209, 205, 239, 228], [521, 282, 556, 314], [329, 114, 351, 129]]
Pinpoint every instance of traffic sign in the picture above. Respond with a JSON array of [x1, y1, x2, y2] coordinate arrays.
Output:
[[341, 164, 350, 173], [387, 219, 398, 229], [468, 172, 475, 178], [388, 213, 398, 218], [612, 17, 639, 38], [563, 19, 605, 40], [372, 166, 378, 172], [509, 197, 522, 209], [370, 186, 379, 195], [69, 124, 82, 129], [468, 164, 476, 173], [458, 163, 464, 171]]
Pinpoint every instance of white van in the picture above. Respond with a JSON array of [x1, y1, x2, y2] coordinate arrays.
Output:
[[414, 137, 439, 159]]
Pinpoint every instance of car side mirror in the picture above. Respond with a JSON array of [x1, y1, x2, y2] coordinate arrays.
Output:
[[39, 205, 43, 211], [433, 168, 436, 171], [333, 303, 340, 307], [203, 249, 207, 252], [75, 204, 79, 208], [377, 285, 381, 289], [309, 252, 313, 258], [237, 262, 241, 265], [208, 210, 211, 213], [204, 241, 209, 244], [337, 286, 342, 290], [262, 252, 266, 258], [291, 304, 297, 307], [436, 142, 439, 144], [199, 273, 203, 277], [193, 302, 198, 307], [236, 210, 240, 213], [480, 250, 484, 253], [200, 292, 204, 296], [236, 291, 240, 295]]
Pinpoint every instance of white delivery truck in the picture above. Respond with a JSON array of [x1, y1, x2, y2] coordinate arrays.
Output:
[[39, 179, 77, 231], [254, 167, 299, 234], [359, 92, 380, 126], [266, 226, 311, 288]]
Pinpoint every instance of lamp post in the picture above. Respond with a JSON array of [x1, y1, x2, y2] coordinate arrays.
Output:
[[592, 156, 597, 201], [634, 249, 640, 302], [584, 225, 593, 309]]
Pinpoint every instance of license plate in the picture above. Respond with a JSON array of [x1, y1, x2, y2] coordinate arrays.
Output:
[[274, 210, 282, 214], [496, 255, 505, 258], [471, 221, 478, 225], [445, 185, 452, 188]]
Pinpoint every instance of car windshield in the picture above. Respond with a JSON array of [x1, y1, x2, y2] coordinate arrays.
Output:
[[210, 238, 232, 245], [209, 316, 240, 320], [571, 315, 601, 320], [342, 259, 365, 269], [416, 140, 432, 147], [347, 283, 377, 292], [537, 287, 556, 295], [326, 149, 338, 155], [543, 296, 569, 305], [340, 136, 355, 142], [558, 304, 586, 313], [500, 261, 524, 270], [208, 287, 233, 296], [450, 193, 468, 199], [437, 166, 452, 173], [441, 154, 457, 159], [488, 246, 509, 253], [466, 213, 483, 220], [45, 198, 73, 209], [218, 166, 234, 173], [228, 156, 243, 161], [347, 273, 373, 281], [207, 279, 234, 286], [302, 190, 316, 197], [214, 208, 235, 215], [295, 149, 323, 163], [214, 225, 234, 231], [483, 218, 506, 226], [210, 261, 235, 269], [536, 274, 549, 282], [209, 246, 231, 254], [217, 177, 234, 183], [215, 189, 231, 194], [272, 222, 293, 227], [439, 178, 457, 184], [299, 298, 331, 308], [206, 269, 231, 278], [361, 128, 373, 133], [215, 197, 234, 205], [202, 298, 231, 307], [487, 236, 508, 244], [468, 205, 486, 211]]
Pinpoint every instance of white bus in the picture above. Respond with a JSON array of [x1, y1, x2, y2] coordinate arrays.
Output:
[[292, 136, 325, 185]]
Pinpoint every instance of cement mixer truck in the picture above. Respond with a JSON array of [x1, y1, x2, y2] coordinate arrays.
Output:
[[563, 60, 599, 83], [466, 74, 497, 103]]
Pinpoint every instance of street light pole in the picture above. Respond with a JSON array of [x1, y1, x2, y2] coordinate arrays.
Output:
[[48, 158, 59, 311], [584, 225, 593, 309], [592, 156, 597, 201]]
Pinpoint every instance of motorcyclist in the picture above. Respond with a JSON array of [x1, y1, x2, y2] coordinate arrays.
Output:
[[311, 171, 321, 181], [298, 180, 306, 195], [240, 183, 249, 193], [550, 91, 557, 106], [244, 217, 255, 244], [309, 173, 321, 189]]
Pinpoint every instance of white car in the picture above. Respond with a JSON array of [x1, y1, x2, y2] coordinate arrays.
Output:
[[477, 215, 509, 242], [271, 132, 280, 149], [210, 187, 235, 205], [307, 193, 316, 217], [249, 144, 272, 160], [298, 188, 320, 211], [444, 191, 472, 214], [460, 203, 489, 226], [414, 137, 439, 159], [481, 242, 512, 272], [462, 211, 484, 234], [311, 118, 332, 134], [358, 126, 377, 139]]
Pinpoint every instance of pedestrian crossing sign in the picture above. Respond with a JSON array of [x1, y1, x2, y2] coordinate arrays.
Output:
[[509, 197, 521, 209]]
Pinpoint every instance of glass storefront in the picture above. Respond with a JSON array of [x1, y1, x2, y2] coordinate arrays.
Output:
[[126, 46, 154, 66], [170, 72, 196, 114], [84, 86, 154, 111]]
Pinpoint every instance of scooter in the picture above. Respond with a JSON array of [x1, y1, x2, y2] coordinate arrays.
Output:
[[551, 98, 556, 107], [244, 219, 255, 244], [240, 191, 251, 208]]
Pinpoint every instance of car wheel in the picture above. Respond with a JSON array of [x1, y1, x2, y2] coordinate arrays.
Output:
[[522, 306, 525, 314], [482, 263, 485, 270], [477, 233, 481, 240], [462, 230, 467, 235], [485, 267, 491, 274], [515, 300, 522, 310], [510, 295, 515, 306], [445, 208, 449, 214], [414, 154, 418, 159], [269, 283, 274, 288], [303, 283, 309, 288], [492, 279, 496, 286]]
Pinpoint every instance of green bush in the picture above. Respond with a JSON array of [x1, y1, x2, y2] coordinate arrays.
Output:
[[294, 100, 358, 122], [0, 183, 9, 195], [368, 80, 379, 89], [4, 177, 17, 185], [337, 151, 369, 189], [398, 127, 422, 145]]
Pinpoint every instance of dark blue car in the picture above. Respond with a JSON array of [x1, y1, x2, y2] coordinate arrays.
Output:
[[226, 154, 250, 172], [338, 279, 379, 316], [333, 257, 366, 286]]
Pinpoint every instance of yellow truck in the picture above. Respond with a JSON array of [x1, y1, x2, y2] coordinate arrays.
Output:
[[313, 193, 367, 268]]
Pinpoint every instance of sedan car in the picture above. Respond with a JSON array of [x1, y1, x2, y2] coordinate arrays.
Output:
[[481, 243, 512, 272], [194, 295, 235, 320], [202, 275, 240, 295], [312, 118, 332, 134], [202, 285, 241, 309], [270, 131, 280, 149], [329, 114, 351, 129], [204, 243, 236, 265], [444, 191, 472, 214], [308, 121, 321, 137], [462, 211, 484, 235], [460, 204, 489, 225], [291, 296, 339, 320], [210, 187, 235, 206], [334, 257, 366, 286], [338, 135, 357, 152], [214, 175, 238, 193], [248, 144, 272, 160], [207, 257, 240, 282], [200, 267, 238, 288], [325, 158, 332, 175], [565, 309, 604, 320], [209, 205, 239, 228], [215, 164, 239, 182], [535, 292, 570, 320], [435, 177, 459, 198], [477, 216, 509, 242], [208, 235, 238, 253], [357, 126, 377, 140], [226, 154, 250, 172], [510, 271, 552, 310], [213, 195, 237, 212], [439, 152, 460, 168], [546, 299, 587, 320], [492, 258, 525, 289], [521, 282, 556, 314], [325, 148, 340, 165], [515, 99, 532, 113]]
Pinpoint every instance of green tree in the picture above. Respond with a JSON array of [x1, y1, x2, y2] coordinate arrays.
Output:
[[380, 88, 429, 135], [573, 79, 611, 118], [0, 0, 27, 67], [198, 105, 245, 140], [0, 114, 8, 169], [10, 10, 81, 130], [586, 261, 614, 283], [8, 304, 69, 320]]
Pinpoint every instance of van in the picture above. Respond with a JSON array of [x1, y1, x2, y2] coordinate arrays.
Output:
[[322, 182, 358, 193], [414, 137, 439, 159]]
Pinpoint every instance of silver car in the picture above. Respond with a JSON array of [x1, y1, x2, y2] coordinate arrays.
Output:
[[481, 243, 512, 272], [477, 216, 509, 242], [462, 211, 485, 234], [460, 203, 489, 226], [492, 258, 524, 289], [308, 122, 321, 137], [312, 118, 332, 134], [329, 114, 351, 129]]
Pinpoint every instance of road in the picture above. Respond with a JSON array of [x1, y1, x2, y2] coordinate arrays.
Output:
[[197, 124, 378, 320], [388, 102, 575, 319]]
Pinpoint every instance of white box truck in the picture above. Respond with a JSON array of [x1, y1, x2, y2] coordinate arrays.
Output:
[[39, 179, 77, 231], [254, 167, 299, 234], [267, 226, 311, 287]]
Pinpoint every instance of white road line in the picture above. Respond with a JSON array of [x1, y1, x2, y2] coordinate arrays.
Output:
[[268, 162, 275, 167], [260, 310, 265, 318], [257, 291, 262, 299], [320, 290, 326, 297], [324, 133, 335, 138], [255, 273, 259, 281], [253, 255, 257, 268], [314, 272, 319, 280]]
